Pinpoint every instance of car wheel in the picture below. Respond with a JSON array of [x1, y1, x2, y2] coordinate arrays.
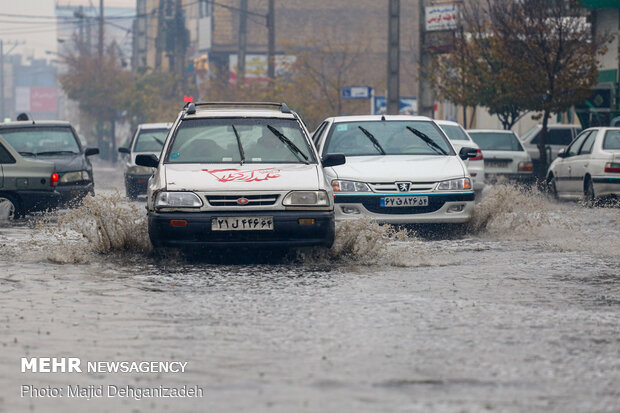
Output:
[[0, 194, 21, 221], [584, 177, 596, 207], [547, 175, 558, 200]]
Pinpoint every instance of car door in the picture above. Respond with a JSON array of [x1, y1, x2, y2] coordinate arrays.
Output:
[[570, 129, 597, 192], [548, 128, 576, 160], [0, 141, 17, 188], [560, 131, 591, 194]]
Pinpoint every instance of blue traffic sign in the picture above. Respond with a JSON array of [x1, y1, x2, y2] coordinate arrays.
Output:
[[342, 86, 373, 99]]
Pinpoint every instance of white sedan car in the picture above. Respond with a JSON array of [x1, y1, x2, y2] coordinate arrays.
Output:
[[467, 129, 534, 184], [547, 127, 620, 202], [435, 120, 485, 193], [312, 115, 478, 224]]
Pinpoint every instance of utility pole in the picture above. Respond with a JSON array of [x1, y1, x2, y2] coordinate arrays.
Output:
[[0, 40, 4, 122], [417, 0, 435, 118], [155, 0, 165, 69], [237, 0, 248, 87], [98, 0, 104, 60], [267, 0, 275, 81], [387, 0, 400, 115]]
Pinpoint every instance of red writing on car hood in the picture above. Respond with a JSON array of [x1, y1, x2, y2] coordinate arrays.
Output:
[[203, 168, 281, 182]]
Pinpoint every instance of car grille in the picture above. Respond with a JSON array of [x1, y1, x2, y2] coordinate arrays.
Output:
[[206, 194, 280, 206], [369, 182, 436, 192]]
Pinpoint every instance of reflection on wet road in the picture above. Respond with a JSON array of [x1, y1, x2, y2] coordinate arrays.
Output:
[[0, 165, 619, 412]]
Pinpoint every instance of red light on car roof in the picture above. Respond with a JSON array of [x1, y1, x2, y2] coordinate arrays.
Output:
[[184, 95, 194, 103], [50, 173, 59, 187]]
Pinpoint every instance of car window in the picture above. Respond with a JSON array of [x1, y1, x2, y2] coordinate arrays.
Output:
[[579, 132, 596, 155], [468, 132, 523, 151], [166, 118, 315, 164], [0, 143, 16, 164], [134, 129, 168, 153], [566, 132, 589, 157], [312, 121, 327, 146], [0, 127, 80, 156], [324, 120, 453, 156], [439, 124, 470, 141], [548, 129, 574, 145], [520, 125, 541, 142], [603, 130, 620, 150]]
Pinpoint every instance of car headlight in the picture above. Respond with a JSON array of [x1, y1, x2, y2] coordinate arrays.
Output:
[[436, 178, 472, 191], [128, 165, 154, 175], [154, 191, 203, 208], [331, 180, 371, 192], [59, 170, 89, 183], [283, 190, 329, 206]]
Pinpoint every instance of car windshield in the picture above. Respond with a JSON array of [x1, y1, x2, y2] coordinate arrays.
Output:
[[0, 127, 80, 156], [324, 120, 453, 156], [166, 118, 314, 164], [603, 130, 620, 150], [134, 129, 168, 152], [520, 125, 541, 141], [468, 131, 524, 151], [440, 124, 470, 141]]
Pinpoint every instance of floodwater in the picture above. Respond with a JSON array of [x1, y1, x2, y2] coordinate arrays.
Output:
[[0, 165, 619, 413]]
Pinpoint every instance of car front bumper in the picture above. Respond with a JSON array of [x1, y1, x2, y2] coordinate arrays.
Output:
[[18, 190, 62, 213], [148, 210, 335, 248], [334, 192, 475, 224], [125, 174, 151, 196]]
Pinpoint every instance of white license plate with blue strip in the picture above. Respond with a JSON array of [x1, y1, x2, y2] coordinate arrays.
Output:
[[380, 196, 429, 207]]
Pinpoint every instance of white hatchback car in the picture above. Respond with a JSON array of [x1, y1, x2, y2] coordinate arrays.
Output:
[[136, 102, 344, 249], [311, 115, 478, 224], [467, 129, 534, 183], [547, 127, 620, 202], [119, 122, 172, 199], [435, 120, 485, 193]]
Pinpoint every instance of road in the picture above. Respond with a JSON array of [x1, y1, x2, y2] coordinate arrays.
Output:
[[0, 164, 618, 413]]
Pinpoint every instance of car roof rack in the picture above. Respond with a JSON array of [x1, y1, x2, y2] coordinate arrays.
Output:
[[184, 101, 292, 115]]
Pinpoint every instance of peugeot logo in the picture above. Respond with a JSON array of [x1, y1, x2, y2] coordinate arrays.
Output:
[[237, 197, 249, 205], [396, 182, 411, 192]]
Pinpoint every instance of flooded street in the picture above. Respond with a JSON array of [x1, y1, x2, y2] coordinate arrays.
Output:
[[1, 165, 619, 413]]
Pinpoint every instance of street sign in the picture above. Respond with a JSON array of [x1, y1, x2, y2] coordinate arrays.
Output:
[[373, 97, 417, 115], [342, 86, 373, 99], [425, 4, 458, 32]]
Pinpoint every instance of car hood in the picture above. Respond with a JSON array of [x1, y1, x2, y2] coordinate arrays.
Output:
[[164, 163, 321, 192], [328, 155, 466, 181], [33, 153, 88, 173]]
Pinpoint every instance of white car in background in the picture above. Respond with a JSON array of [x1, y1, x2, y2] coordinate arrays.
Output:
[[547, 127, 620, 203], [312, 115, 478, 224], [119, 122, 172, 199], [435, 120, 485, 193], [467, 129, 534, 184]]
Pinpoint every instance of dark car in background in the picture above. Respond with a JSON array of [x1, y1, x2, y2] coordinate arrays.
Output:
[[119, 122, 171, 199], [0, 121, 99, 206]]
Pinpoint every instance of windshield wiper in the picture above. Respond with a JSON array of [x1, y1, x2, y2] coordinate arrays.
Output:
[[266, 125, 309, 164], [36, 151, 79, 155], [231, 125, 246, 165], [357, 126, 386, 155], [405, 126, 448, 155], [148, 135, 165, 146], [18, 151, 36, 157]]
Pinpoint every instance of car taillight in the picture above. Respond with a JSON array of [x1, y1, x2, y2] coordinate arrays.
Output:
[[604, 162, 620, 173], [471, 149, 483, 161], [518, 161, 534, 172], [50, 173, 59, 187]]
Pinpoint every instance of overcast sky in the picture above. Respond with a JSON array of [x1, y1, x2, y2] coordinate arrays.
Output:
[[1, 0, 135, 60]]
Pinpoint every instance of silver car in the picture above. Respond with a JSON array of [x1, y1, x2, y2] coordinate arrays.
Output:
[[119, 123, 172, 199]]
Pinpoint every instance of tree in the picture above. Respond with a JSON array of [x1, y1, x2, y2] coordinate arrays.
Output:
[[488, 0, 607, 182], [59, 42, 133, 161]]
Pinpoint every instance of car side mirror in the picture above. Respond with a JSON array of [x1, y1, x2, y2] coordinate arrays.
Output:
[[118, 147, 130, 154], [557, 148, 567, 158], [322, 153, 346, 168], [85, 147, 100, 157], [459, 147, 478, 160], [135, 154, 159, 168]]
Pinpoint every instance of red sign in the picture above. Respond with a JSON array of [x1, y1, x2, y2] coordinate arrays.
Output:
[[30, 88, 58, 112]]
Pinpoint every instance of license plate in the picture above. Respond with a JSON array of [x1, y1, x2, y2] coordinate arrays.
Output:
[[486, 161, 509, 168], [211, 216, 274, 231], [380, 196, 428, 207]]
